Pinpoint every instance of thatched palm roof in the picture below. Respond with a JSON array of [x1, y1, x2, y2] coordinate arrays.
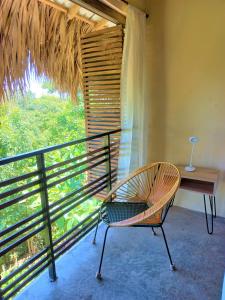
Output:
[[0, 0, 96, 101]]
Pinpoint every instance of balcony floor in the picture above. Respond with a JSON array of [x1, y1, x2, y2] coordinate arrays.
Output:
[[16, 206, 225, 300]]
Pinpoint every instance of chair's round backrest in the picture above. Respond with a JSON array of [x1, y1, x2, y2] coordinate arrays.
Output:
[[111, 162, 180, 207]]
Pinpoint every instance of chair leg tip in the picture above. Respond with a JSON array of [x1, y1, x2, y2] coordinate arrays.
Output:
[[92, 240, 96, 245], [170, 264, 176, 271], [96, 272, 102, 280]]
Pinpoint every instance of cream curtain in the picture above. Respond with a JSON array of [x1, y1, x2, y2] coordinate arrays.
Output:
[[118, 5, 147, 179]]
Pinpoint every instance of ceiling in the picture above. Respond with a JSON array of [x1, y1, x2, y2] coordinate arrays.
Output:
[[41, 0, 116, 30]]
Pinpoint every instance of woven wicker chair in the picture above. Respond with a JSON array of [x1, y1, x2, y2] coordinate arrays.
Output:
[[94, 162, 181, 280]]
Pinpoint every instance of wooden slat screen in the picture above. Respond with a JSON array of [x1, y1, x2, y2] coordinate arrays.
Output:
[[81, 25, 123, 197]]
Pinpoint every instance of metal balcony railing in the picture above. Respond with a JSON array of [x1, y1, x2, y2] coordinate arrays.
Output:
[[0, 129, 121, 300]]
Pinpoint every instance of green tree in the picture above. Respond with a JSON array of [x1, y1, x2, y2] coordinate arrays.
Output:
[[0, 86, 101, 282]]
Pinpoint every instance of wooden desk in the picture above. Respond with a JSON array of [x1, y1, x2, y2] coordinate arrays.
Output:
[[176, 165, 219, 234]]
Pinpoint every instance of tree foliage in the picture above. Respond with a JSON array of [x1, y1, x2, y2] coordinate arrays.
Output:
[[0, 90, 100, 282]]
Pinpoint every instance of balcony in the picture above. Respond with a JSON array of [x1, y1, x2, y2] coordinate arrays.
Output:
[[1, 129, 225, 300], [0, 130, 120, 299], [15, 206, 225, 300]]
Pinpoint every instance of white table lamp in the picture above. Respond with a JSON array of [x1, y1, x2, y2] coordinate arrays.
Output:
[[185, 136, 199, 172]]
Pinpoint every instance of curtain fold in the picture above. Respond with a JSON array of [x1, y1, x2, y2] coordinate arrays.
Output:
[[118, 5, 147, 179]]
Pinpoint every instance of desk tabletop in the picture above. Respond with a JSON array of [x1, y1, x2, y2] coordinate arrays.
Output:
[[177, 165, 219, 183]]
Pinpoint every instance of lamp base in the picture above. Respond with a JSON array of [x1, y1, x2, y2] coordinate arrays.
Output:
[[185, 165, 196, 172]]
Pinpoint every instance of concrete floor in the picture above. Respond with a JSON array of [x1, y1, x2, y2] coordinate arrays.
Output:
[[16, 206, 225, 300]]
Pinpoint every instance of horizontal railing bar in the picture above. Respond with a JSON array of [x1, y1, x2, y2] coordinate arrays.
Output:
[[55, 218, 98, 260], [0, 210, 44, 237], [51, 183, 107, 222], [46, 150, 109, 181], [0, 248, 49, 285], [53, 208, 100, 247], [0, 129, 121, 165], [50, 178, 107, 218], [49, 172, 109, 210], [0, 216, 45, 248], [47, 158, 108, 188], [0, 187, 42, 210], [3, 260, 51, 300], [2, 254, 51, 294], [0, 170, 40, 188], [45, 145, 108, 171], [0, 179, 41, 200], [0, 225, 45, 257]]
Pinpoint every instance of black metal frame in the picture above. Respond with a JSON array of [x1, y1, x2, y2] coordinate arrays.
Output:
[[203, 194, 216, 235], [0, 129, 121, 300], [95, 197, 176, 280]]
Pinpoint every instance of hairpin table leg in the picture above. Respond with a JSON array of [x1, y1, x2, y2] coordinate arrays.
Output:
[[203, 194, 214, 234], [213, 196, 216, 218]]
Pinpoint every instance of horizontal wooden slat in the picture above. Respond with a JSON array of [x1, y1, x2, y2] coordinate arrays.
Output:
[[86, 98, 120, 102], [83, 74, 121, 81], [85, 99, 120, 103], [84, 70, 121, 77], [81, 37, 123, 50], [81, 30, 123, 45], [85, 90, 120, 96], [82, 42, 123, 54], [86, 104, 120, 108], [86, 110, 120, 114], [89, 164, 118, 173], [82, 26, 122, 39], [82, 31, 122, 41], [83, 59, 122, 68], [87, 117, 120, 122], [87, 142, 119, 148], [84, 79, 121, 85], [86, 113, 120, 118], [86, 105, 120, 109], [87, 129, 119, 135], [87, 119, 121, 123], [87, 124, 121, 128], [83, 65, 121, 72], [87, 124, 120, 129], [84, 87, 120, 91], [82, 53, 122, 64], [82, 47, 122, 59], [87, 120, 120, 127], [84, 88, 120, 94]]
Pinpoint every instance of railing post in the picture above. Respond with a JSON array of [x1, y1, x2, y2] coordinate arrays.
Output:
[[0, 282, 3, 300], [104, 134, 112, 192], [36, 153, 57, 282]]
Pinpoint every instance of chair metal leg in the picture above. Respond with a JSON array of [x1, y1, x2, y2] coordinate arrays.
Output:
[[203, 194, 214, 235], [213, 196, 216, 218], [92, 211, 101, 244], [151, 227, 156, 235], [160, 226, 176, 271], [169, 196, 175, 207], [96, 226, 110, 280]]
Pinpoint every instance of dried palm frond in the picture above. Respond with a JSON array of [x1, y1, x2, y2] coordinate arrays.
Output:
[[0, 0, 93, 102]]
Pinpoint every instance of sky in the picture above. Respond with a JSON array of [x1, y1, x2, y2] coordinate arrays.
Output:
[[29, 79, 46, 97], [29, 75, 60, 98]]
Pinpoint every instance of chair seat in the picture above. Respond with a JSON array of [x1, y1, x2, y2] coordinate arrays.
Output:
[[102, 202, 149, 225]]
